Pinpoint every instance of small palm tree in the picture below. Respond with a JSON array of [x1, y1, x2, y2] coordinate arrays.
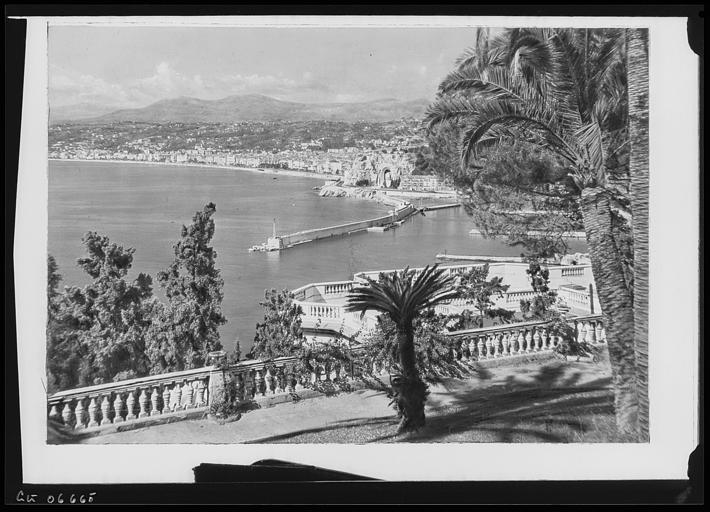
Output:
[[345, 265, 456, 432]]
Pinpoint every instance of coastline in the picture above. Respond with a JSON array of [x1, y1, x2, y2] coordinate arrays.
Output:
[[48, 158, 334, 180]]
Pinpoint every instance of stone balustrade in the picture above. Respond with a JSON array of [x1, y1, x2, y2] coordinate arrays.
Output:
[[47, 315, 607, 434], [47, 367, 212, 430], [505, 289, 538, 304], [46, 350, 363, 432], [561, 266, 586, 277], [299, 301, 344, 319], [322, 281, 354, 297], [447, 315, 606, 361]]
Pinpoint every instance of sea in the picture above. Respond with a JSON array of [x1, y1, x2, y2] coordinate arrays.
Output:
[[48, 160, 587, 352]]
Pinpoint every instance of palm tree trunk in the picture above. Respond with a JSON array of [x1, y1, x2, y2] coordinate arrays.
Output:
[[580, 187, 639, 437], [627, 28, 650, 442], [394, 327, 427, 432]]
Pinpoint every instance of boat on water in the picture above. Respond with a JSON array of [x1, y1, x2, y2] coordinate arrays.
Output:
[[249, 243, 269, 252]]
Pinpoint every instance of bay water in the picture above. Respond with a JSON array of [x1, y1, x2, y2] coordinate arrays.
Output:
[[48, 160, 586, 352]]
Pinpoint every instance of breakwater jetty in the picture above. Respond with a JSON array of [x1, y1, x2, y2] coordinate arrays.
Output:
[[255, 200, 418, 251]]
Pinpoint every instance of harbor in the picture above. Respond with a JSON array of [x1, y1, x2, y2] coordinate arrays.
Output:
[[250, 200, 419, 252]]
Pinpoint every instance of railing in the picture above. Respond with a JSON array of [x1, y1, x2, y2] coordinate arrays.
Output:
[[219, 354, 356, 401], [47, 314, 608, 433], [292, 280, 355, 303], [558, 286, 591, 310], [505, 289, 538, 304], [298, 301, 344, 319], [561, 266, 586, 277], [46, 350, 359, 432], [323, 281, 354, 297], [48, 367, 212, 430], [447, 315, 606, 360]]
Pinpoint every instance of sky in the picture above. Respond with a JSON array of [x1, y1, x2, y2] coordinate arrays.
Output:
[[48, 25, 479, 109]]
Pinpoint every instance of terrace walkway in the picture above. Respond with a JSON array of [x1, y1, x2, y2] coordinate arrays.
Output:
[[74, 353, 613, 445]]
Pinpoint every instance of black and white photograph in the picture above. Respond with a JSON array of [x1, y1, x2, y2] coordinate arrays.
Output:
[[10, 14, 699, 486]]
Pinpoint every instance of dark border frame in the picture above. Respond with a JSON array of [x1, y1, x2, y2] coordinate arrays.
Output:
[[4, 4, 704, 504]]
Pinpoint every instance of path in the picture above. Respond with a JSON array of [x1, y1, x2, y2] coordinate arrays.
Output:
[[78, 355, 612, 444]]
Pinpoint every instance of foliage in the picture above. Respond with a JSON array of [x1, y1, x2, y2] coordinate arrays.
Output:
[[550, 316, 598, 359], [412, 123, 461, 176], [47, 235, 156, 390], [148, 203, 226, 373], [360, 310, 469, 382], [46, 255, 81, 393], [519, 261, 560, 321], [456, 264, 511, 327], [345, 265, 457, 432], [252, 288, 305, 360], [425, 28, 632, 262]]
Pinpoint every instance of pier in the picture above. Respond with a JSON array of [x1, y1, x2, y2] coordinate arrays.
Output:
[[257, 201, 418, 251]]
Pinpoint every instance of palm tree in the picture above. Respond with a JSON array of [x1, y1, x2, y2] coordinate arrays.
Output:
[[345, 265, 456, 432], [626, 28, 650, 442], [426, 28, 641, 436]]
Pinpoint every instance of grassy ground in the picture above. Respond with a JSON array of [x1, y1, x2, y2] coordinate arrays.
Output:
[[247, 353, 624, 444], [73, 350, 629, 444]]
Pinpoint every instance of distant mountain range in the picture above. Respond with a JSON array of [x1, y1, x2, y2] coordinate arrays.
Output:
[[50, 94, 431, 124]]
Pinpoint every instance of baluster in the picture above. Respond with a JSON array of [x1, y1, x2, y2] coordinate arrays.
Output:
[[248, 370, 258, 399], [87, 397, 99, 427], [174, 382, 184, 411], [182, 380, 193, 409], [75, 398, 86, 429], [150, 387, 161, 416], [228, 375, 239, 403], [501, 333, 510, 356], [525, 330, 533, 353], [485, 335, 493, 359], [239, 373, 249, 401], [255, 369, 265, 396], [477, 337, 485, 358], [100, 395, 112, 425], [195, 379, 206, 407], [138, 388, 150, 418], [162, 385, 171, 414], [595, 322, 604, 344], [49, 404, 61, 423], [541, 329, 548, 350], [264, 368, 275, 394], [599, 323, 607, 343], [62, 401, 73, 427], [517, 331, 525, 354], [276, 366, 286, 393], [533, 329, 541, 351], [330, 363, 339, 382], [467, 338, 476, 360], [294, 370, 304, 392], [110, 393, 123, 423], [576, 321, 584, 344], [584, 322, 594, 344], [493, 334, 501, 358], [126, 391, 137, 420], [460, 340, 469, 360], [340, 361, 350, 381]]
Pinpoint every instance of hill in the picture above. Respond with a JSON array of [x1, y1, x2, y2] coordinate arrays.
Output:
[[58, 94, 430, 124]]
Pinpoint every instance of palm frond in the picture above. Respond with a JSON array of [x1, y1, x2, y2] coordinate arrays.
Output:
[[345, 265, 456, 329], [438, 66, 524, 103]]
